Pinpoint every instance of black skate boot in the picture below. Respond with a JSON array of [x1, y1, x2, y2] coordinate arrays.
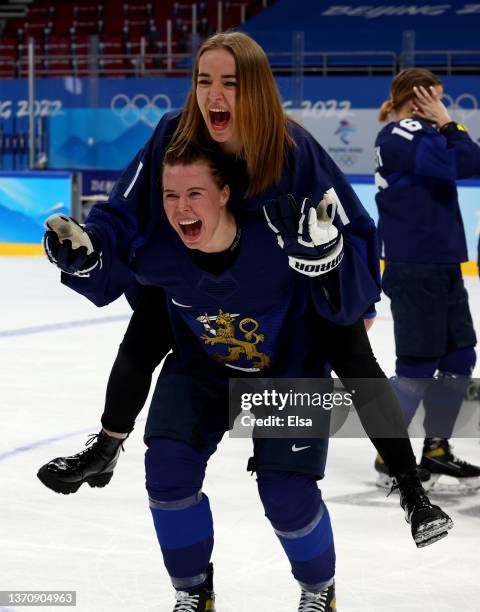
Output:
[[173, 563, 215, 612], [298, 580, 336, 612], [465, 380, 480, 401], [420, 438, 480, 492], [392, 472, 453, 548], [374, 453, 431, 490], [37, 431, 125, 495]]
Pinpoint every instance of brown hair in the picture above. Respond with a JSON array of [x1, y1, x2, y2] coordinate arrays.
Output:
[[163, 143, 231, 192], [379, 68, 443, 122], [168, 31, 293, 197]]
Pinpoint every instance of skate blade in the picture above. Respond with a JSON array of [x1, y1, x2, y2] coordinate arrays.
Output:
[[375, 473, 394, 490], [427, 474, 480, 494], [414, 516, 454, 547], [376, 473, 435, 493]]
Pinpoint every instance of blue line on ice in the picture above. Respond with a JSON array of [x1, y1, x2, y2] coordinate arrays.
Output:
[[0, 314, 130, 338]]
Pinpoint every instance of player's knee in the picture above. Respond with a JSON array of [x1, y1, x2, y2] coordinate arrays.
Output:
[[257, 470, 321, 531], [395, 356, 438, 379], [117, 338, 159, 374], [145, 437, 206, 501], [439, 347, 476, 377]]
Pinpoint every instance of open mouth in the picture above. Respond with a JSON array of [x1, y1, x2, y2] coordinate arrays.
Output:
[[179, 219, 202, 240], [209, 108, 231, 128]]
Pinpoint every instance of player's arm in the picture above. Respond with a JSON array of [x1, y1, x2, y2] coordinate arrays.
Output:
[[379, 119, 479, 183], [412, 85, 480, 179], [44, 112, 180, 305], [286, 123, 382, 289], [263, 192, 344, 278], [263, 192, 380, 326]]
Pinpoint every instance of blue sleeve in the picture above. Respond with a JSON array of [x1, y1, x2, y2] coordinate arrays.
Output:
[[310, 219, 381, 325], [440, 123, 480, 179], [60, 240, 138, 307], [378, 119, 480, 181], [85, 111, 179, 256], [61, 111, 180, 306], [287, 124, 381, 323]]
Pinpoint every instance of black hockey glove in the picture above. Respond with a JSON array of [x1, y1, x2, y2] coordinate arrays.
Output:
[[43, 214, 101, 277], [263, 192, 344, 277]]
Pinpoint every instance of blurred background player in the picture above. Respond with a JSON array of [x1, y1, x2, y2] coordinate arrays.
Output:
[[373, 68, 480, 492]]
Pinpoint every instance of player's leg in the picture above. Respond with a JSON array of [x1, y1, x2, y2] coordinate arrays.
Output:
[[420, 265, 479, 490], [313, 314, 424, 484], [377, 262, 449, 484], [316, 316, 419, 479], [37, 286, 173, 494], [252, 438, 336, 611], [145, 435, 220, 612], [144, 364, 228, 611], [313, 317, 453, 546]]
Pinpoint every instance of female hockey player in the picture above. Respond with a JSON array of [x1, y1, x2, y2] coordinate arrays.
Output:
[[41, 146, 452, 611], [373, 68, 480, 492]]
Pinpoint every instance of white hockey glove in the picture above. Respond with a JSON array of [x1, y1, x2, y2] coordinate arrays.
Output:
[[43, 214, 101, 277], [263, 191, 344, 277]]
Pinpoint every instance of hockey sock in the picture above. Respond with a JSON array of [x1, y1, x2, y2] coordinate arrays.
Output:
[[393, 357, 438, 426], [423, 347, 477, 439], [257, 470, 335, 591], [145, 438, 213, 590]]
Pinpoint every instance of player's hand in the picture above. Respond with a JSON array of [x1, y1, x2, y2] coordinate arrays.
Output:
[[42, 214, 101, 277], [263, 191, 344, 277], [412, 85, 452, 128]]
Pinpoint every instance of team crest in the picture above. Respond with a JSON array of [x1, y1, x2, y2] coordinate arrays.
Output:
[[197, 309, 271, 372]]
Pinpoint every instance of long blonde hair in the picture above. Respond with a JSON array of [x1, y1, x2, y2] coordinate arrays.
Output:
[[379, 68, 443, 121], [168, 31, 293, 197]]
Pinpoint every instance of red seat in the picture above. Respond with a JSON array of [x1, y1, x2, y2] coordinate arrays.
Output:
[[124, 3, 153, 19], [0, 37, 17, 54], [74, 4, 101, 20], [71, 33, 93, 55], [45, 35, 71, 55], [44, 57, 72, 77], [0, 54, 16, 77], [101, 34, 124, 54], [72, 20, 101, 36], [27, 5, 55, 22], [124, 18, 149, 37], [100, 56, 130, 77]]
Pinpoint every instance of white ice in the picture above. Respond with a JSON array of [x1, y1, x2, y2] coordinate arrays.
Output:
[[1, 257, 480, 612]]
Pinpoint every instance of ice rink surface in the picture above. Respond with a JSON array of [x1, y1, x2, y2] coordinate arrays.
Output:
[[1, 257, 480, 612]]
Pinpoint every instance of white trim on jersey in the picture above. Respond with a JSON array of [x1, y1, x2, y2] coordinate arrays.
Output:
[[123, 161, 144, 198]]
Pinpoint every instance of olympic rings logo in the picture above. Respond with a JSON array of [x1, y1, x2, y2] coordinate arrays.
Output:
[[334, 153, 358, 166], [443, 93, 478, 120], [110, 93, 172, 128]]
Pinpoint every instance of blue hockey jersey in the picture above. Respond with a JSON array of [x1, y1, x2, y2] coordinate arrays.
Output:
[[374, 118, 480, 263], [133, 212, 320, 377], [63, 110, 380, 325]]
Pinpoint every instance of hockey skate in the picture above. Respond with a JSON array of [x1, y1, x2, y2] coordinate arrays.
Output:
[[465, 380, 480, 401], [419, 438, 480, 493], [298, 580, 336, 612], [392, 473, 453, 548], [173, 563, 215, 612], [374, 453, 432, 491], [37, 431, 125, 495]]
